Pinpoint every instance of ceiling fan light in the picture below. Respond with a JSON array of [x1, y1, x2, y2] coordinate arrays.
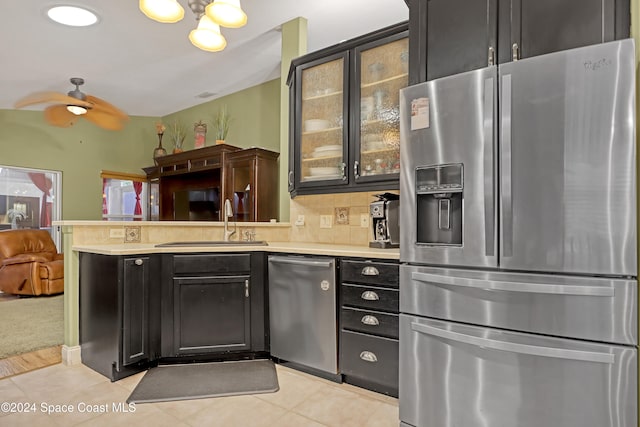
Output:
[[67, 105, 88, 115], [206, 0, 247, 28], [189, 16, 227, 52], [139, 0, 184, 23]]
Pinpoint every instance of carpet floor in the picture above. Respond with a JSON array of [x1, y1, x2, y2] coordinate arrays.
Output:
[[127, 359, 280, 404], [0, 294, 64, 359]]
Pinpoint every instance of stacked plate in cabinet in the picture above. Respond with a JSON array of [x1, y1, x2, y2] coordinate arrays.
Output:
[[311, 144, 342, 158]]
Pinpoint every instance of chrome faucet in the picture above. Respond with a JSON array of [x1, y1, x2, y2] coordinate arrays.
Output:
[[223, 199, 235, 241]]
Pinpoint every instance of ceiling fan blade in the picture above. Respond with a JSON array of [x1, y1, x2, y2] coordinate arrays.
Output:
[[15, 91, 92, 109], [43, 105, 80, 128], [83, 109, 128, 131], [86, 95, 129, 119]]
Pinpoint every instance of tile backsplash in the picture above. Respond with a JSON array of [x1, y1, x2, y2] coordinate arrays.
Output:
[[289, 190, 397, 246]]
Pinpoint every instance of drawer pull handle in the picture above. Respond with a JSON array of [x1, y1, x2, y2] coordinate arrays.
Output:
[[361, 291, 379, 301], [359, 351, 378, 363], [134, 259, 143, 266], [361, 315, 379, 326], [361, 266, 379, 276]]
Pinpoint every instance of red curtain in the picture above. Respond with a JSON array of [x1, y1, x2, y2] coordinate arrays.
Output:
[[133, 181, 143, 221], [28, 173, 52, 227]]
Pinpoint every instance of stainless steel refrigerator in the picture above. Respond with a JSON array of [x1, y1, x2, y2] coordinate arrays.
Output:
[[398, 39, 637, 427]]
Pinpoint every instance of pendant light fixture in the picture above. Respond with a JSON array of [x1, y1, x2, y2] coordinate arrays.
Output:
[[139, 0, 185, 23], [189, 15, 227, 52], [206, 0, 247, 28], [139, 0, 247, 52]]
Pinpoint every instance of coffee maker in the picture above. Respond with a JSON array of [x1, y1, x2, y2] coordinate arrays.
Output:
[[369, 193, 400, 248]]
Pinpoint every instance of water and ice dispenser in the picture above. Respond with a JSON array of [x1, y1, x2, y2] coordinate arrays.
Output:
[[415, 163, 463, 246]]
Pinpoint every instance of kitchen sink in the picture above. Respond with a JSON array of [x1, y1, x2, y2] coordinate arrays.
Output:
[[155, 240, 268, 247]]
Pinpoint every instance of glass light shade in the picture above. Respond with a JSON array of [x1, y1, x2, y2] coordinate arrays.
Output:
[[206, 0, 247, 28], [47, 6, 98, 27], [139, 0, 184, 23], [67, 105, 88, 115], [189, 16, 227, 52]]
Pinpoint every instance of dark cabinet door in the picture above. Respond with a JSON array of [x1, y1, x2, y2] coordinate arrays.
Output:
[[410, 0, 629, 82], [122, 257, 150, 366], [501, 0, 627, 63], [425, 0, 497, 80], [173, 275, 251, 355]]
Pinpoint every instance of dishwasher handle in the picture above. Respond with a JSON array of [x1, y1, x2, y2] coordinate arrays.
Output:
[[268, 256, 333, 268]]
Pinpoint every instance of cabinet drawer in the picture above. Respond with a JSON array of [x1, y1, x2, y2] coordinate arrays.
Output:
[[341, 283, 398, 312], [341, 307, 399, 339], [173, 253, 250, 275], [341, 260, 399, 288], [340, 330, 398, 395]]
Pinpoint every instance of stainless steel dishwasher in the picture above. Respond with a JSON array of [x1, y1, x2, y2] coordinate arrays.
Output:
[[268, 255, 338, 376]]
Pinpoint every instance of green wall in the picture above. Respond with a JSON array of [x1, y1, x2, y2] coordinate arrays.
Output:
[[162, 79, 281, 152], [0, 109, 157, 220], [0, 79, 282, 220]]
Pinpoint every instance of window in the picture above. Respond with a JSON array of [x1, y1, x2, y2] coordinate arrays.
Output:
[[101, 171, 148, 221], [0, 165, 62, 248]]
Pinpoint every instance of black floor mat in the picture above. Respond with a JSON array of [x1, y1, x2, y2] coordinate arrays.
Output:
[[127, 359, 279, 404]]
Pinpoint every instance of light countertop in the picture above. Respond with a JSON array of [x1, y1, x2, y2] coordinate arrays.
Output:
[[73, 241, 400, 260]]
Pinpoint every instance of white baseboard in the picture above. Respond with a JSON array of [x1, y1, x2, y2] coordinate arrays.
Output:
[[61, 345, 82, 365]]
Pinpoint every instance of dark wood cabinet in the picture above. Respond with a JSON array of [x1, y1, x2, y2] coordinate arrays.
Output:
[[143, 145, 279, 221], [79, 253, 157, 381], [287, 23, 408, 197], [224, 148, 279, 222], [409, 0, 630, 82], [172, 275, 251, 355], [160, 253, 267, 359], [339, 259, 399, 397]]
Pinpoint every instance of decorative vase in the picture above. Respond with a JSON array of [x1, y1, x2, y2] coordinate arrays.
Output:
[[153, 134, 167, 164], [216, 139, 225, 145], [172, 148, 183, 154]]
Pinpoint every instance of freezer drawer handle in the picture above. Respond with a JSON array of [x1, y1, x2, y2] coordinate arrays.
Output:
[[411, 322, 614, 364], [411, 272, 614, 297], [361, 315, 380, 326], [359, 351, 378, 363], [268, 257, 333, 268], [361, 266, 379, 276], [361, 291, 380, 301]]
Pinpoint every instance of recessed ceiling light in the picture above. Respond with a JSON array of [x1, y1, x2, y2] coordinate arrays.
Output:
[[47, 5, 98, 27]]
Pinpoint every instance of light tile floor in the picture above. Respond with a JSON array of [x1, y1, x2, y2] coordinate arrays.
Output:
[[0, 362, 399, 426]]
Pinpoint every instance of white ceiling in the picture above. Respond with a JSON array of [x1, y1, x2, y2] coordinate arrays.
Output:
[[1, 1, 409, 117]]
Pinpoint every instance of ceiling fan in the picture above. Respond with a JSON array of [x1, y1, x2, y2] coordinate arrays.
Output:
[[14, 78, 129, 131]]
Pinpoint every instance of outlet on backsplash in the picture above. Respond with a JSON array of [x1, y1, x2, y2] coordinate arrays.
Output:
[[320, 215, 333, 229]]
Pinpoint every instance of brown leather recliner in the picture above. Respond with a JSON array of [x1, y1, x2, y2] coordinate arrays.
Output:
[[0, 229, 64, 296]]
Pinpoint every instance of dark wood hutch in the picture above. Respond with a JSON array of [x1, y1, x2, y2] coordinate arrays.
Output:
[[143, 144, 279, 222]]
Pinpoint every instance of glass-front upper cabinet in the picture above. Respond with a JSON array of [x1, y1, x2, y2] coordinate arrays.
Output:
[[288, 22, 408, 196], [355, 34, 408, 182], [295, 51, 349, 188]]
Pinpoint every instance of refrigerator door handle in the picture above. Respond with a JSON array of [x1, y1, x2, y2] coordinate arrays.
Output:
[[500, 73, 513, 257], [411, 272, 614, 297], [411, 322, 615, 364], [483, 76, 495, 257]]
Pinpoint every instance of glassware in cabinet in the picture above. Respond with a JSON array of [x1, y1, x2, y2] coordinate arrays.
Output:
[[356, 36, 408, 180]]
